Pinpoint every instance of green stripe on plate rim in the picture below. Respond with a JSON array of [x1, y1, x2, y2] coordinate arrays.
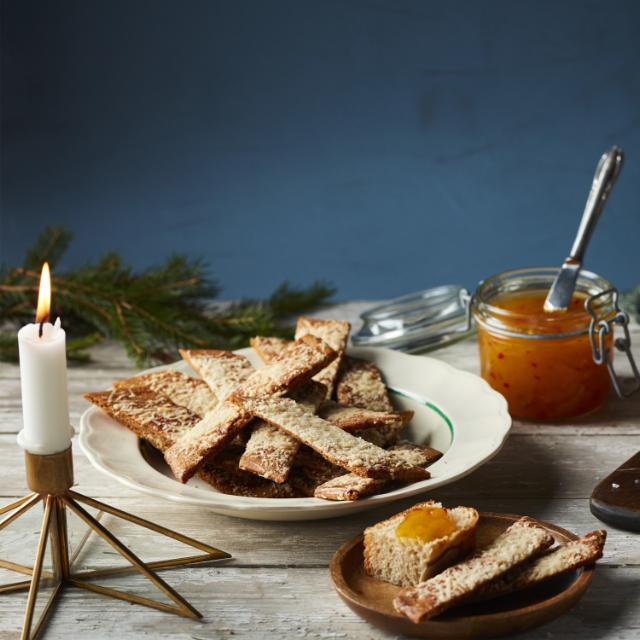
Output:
[[389, 387, 454, 441]]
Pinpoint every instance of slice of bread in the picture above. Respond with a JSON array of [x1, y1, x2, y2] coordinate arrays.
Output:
[[363, 501, 478, 586]]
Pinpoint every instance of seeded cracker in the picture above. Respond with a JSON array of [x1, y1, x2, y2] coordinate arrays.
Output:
[[240, 387, 411, 483], [336, 356, 394, 412], [295, 317, 350, 398], [469, 529, 606, 603], [114, 370, 217, 416], [87, 384, 320, 497], [252, 335, 404, 445], [318, 402, 413, 432], [179, 349, 254, 399], [233, 395, 428, 481], [394, 518, 554, 622], [314, 442, 442, 501], [250, 336, 293, 363], [165, 336, 336, 482], [239, 381, 327, 483], [84, 386, 199, 452]]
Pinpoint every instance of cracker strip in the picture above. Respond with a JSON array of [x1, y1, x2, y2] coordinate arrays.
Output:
[[355, 423, 404, 448], [394, 518, 554, 623], [471, 530, 606, 603], [238, 381, 327, 483], [314, 473, 385, 501], [336, 356, 393, 412], [84, 387, 199, 452], [318, 402, 413, 432], [314, 442, 442, 501], [295, 317, 350, 397], [250, 336, 292, 363], [390, 440, 444, 467], [179, 349, 254, 399], [233, 395, 428, 481], [196, 444, 305, 498], [114, 370, 217, 416], [165, 337, 337, 482], [252, 340, 401, 445], [85, 385, 308, 497], [238, 385, 407, 483], [233, 335, 336, 398], [164, 403, 253, 482]]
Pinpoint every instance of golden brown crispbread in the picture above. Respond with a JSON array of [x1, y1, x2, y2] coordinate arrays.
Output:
[[314, 442, 442, 501], [179, 349, 254, 399], [85, 386, 310, 497], [394, 517, 555, 622], [469, 529, 606, 603], [84, 386, 199, 452], [113, 370, 217, 416], [238, 381, 327, 483], [253, 338, 402, 446], [295, 317, 350, 397], [318, 402, 413, 432], [336, 356, 393, 412], [164, 402, 252, 483], [250, 336, 293, 363], [233, 395, 428, 481], [165, 336, 337, 482], [196, 444, 305, 498]]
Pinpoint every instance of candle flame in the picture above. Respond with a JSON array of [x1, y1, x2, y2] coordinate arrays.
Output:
[[35, 262, 51, 324]]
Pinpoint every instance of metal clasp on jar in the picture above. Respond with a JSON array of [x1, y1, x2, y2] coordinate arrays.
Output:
[[586, 288, 640, 398]]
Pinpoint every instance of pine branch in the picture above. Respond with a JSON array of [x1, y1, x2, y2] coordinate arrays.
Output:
[[0, 226, 335, 367], [23, 226, 72, 270]]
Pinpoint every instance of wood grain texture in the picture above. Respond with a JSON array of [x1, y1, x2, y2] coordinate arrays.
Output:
[[0, 567, 638, 640], [1, 303, 639, 639]]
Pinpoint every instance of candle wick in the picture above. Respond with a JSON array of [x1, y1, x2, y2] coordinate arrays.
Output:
[[38, 322, 44, 338]]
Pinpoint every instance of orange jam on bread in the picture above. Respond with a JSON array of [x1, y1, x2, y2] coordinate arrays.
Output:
[[396, 506, 457, 542], [476, 290, 612, 420]]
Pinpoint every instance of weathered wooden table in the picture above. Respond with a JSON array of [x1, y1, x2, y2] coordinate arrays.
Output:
[[1, 303, 639, 639]]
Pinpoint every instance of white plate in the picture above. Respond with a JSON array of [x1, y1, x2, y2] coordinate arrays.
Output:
[[79, 347, 511, 521]]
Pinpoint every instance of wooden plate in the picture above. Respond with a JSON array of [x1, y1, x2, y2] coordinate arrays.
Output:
[[330, 512, 595, 639]]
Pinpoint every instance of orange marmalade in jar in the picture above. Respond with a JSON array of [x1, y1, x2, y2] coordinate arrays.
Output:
[[471, 268, 624, 420]]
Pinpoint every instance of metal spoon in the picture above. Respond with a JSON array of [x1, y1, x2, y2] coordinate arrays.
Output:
[[543, 146, 624, 312]]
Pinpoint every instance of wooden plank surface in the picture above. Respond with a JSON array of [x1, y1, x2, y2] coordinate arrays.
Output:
[[1, 566, 639, 640], [1, 302, 639, 639]]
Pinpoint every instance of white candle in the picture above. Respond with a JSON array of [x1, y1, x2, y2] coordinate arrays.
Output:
[[17, 263, 73, 455]]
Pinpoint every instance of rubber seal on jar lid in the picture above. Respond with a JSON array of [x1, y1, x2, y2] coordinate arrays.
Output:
[[352, 285, 474, 353]]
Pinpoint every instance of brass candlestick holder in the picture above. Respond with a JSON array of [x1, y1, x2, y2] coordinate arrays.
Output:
[[1, 447, 230, 639]]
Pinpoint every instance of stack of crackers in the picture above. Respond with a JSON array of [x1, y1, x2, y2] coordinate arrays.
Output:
[[85, 317, 442, 501]]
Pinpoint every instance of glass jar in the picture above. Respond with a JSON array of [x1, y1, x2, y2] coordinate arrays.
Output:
[[351, 268, 638, 419], [471, 267, 635, 420]]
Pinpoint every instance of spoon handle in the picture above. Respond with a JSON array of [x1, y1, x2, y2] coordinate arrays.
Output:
[[570, 146, 624, 262]]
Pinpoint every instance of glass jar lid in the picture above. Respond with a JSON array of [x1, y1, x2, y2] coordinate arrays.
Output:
[[352, 285, 474, 353]]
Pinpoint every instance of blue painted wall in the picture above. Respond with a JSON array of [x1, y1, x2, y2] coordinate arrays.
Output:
[[1, 0, 639, 299]]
